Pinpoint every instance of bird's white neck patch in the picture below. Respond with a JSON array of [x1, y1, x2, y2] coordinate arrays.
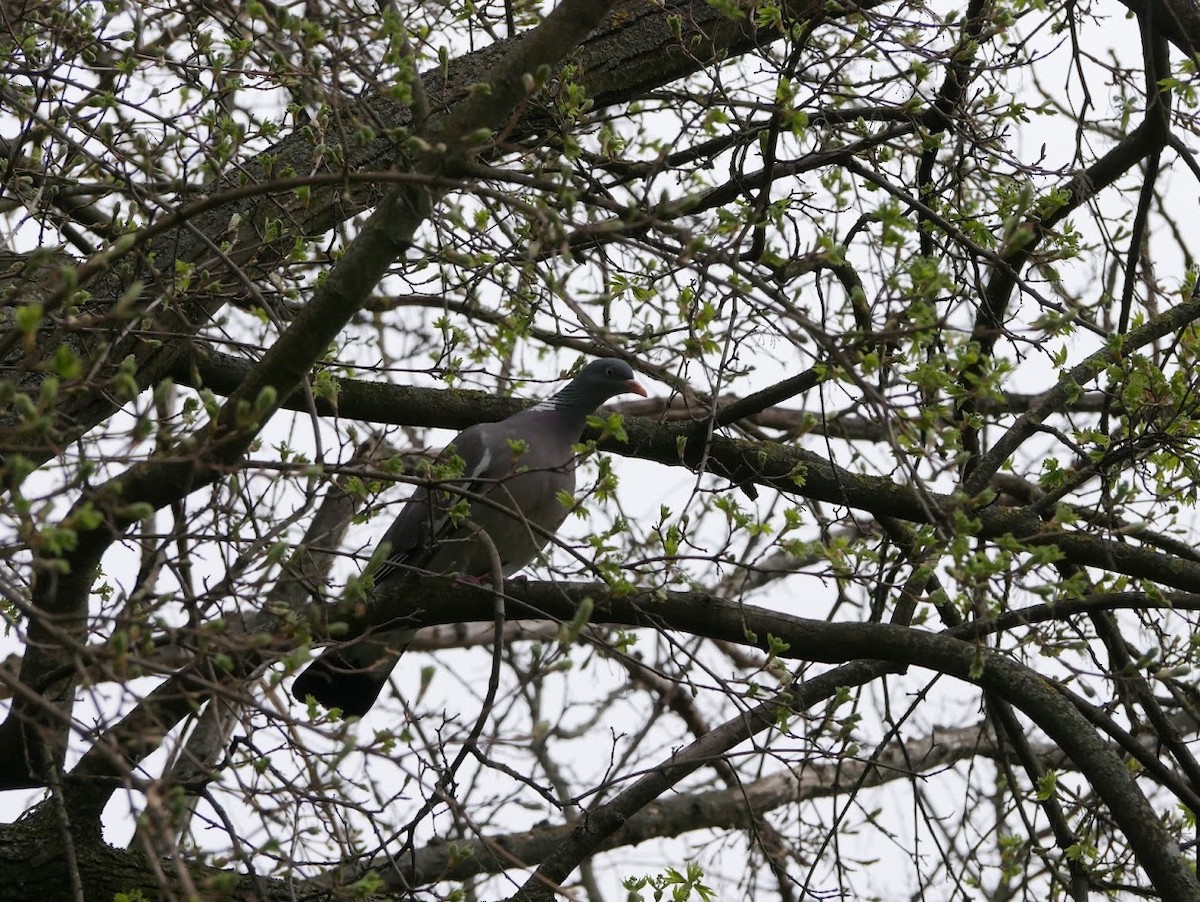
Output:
[[467, 446, 492, 478]]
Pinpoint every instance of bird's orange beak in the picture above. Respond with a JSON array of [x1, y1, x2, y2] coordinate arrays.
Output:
[[626, 379, 648, 397]]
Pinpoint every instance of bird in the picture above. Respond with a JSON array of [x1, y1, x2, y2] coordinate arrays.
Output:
[[292, 357, 647, 717]]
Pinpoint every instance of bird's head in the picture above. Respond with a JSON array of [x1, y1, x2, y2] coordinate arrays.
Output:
[[573, 357, 648, 404]]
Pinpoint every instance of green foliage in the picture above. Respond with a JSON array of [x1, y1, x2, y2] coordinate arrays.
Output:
[[623, 861, 716, 902], [558, 596, 593, 646], [1035, 770, 1058, 801]]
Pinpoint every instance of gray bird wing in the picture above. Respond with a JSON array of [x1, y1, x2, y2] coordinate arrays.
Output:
[[378, 411, 580, 582], [371, 423, 506, 584]]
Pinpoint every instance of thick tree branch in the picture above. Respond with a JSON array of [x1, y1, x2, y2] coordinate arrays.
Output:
[[170, 341, 1200, 600], [1119, 0, 1200, 57]]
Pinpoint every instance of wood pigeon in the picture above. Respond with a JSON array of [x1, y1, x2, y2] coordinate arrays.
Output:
[[293, 358, 647, 716]]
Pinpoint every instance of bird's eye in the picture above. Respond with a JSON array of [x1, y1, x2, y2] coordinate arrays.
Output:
[[605, 367, 614, 376]]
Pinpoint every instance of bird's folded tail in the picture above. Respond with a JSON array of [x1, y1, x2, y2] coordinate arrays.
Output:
[[291, 628, 416, 717]]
